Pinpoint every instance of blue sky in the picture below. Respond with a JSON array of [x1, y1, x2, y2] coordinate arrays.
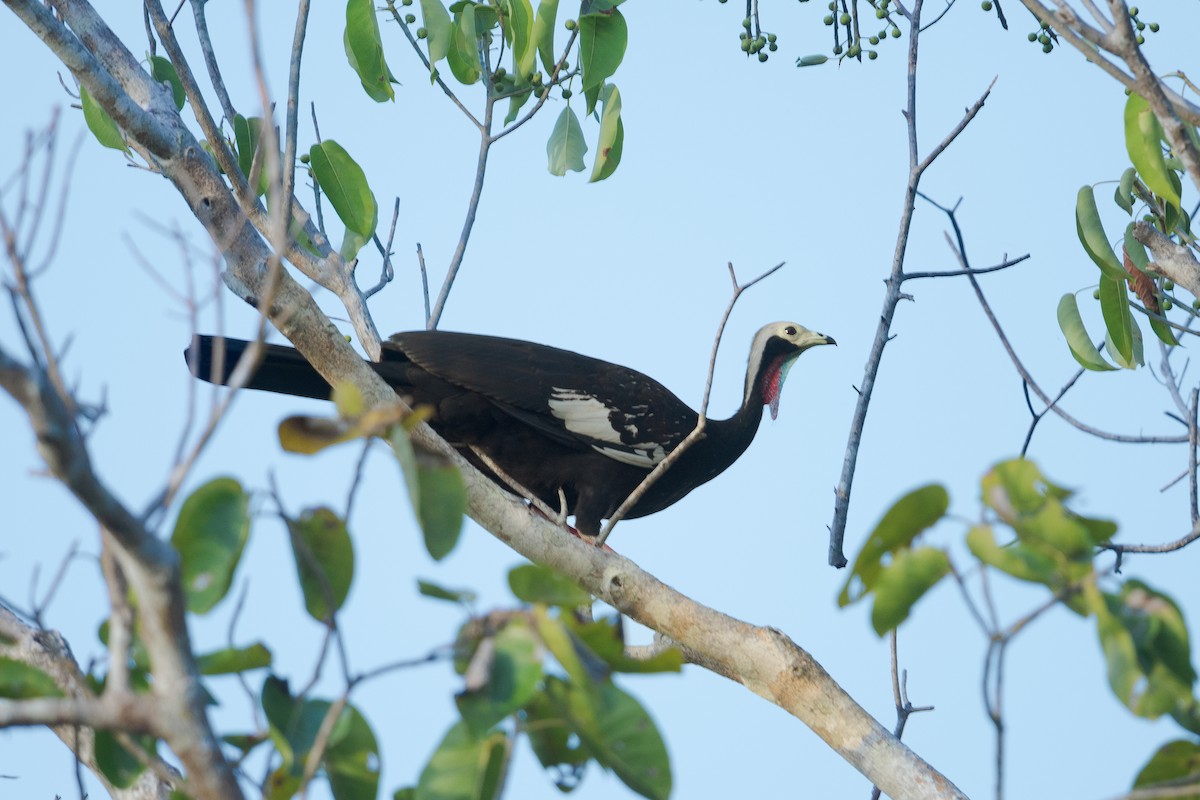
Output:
[[1, 2, 1196, 799]]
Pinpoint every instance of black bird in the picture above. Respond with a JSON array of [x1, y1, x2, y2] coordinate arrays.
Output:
[[186, 323, 834, 536]]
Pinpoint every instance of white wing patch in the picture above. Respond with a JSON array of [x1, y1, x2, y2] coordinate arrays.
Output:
[[548, 389, 624, 444], [548, 388, 665, 468], [595, 444, 666, 468]]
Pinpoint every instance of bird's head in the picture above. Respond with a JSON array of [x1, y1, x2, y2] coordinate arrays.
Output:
[[751, 322, 836, 420]]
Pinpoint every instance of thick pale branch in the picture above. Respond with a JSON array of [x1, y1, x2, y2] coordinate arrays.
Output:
[[1132, 221, 1200, 298]]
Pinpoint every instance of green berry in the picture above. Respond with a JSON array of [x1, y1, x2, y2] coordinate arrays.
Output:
[[1164, 279, 1175, 291], [1093, 289, 1101, 300], [823, 14, 834, 24], [743, 17, 752, 28], [1136, 34, 1145, 44], [1042, 43, 1053, 53], [768, 33, 777, 43], [839, 12, 851, 24], [299, 152, 310, 164], [868, 50, 878, 60], [561, 87, 572, 98], [402, 0, 412, 5], [768, 42, 778, 51], [1136, 21, 1145, 31], [564, 18, 576, 30], [758, 51, 768, 62], [890, 27, 901, 38], [833, 44, 843, 54], [1129, 6, 1138, 15], [1192, 298, 1199, 310], [405, 13, 415, 23], [869, 35, 879, 44], [1149, 22, 1160, 32], [827, 1, 836, 9], [741, 38, 752, 52], [417, 26, 427, 38], [1164, 298, 1174, 310], [1027, 32, 1037, 41], [981, 0, 993, 9], [876, 8, 886, 18]]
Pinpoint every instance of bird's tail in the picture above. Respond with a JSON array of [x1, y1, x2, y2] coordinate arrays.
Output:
[[185, 335, 334, 400]]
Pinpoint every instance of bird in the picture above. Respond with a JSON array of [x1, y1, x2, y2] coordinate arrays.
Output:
[[185, 322, 834, 537]]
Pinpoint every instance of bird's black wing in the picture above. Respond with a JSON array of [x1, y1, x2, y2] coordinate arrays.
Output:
[[388, 331, 696, 468]]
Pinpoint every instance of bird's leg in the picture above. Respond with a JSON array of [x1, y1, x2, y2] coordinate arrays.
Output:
[[556, 487, 569, 526]]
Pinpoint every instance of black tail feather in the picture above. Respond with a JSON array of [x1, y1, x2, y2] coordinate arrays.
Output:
[[185, 335, 334, 400]]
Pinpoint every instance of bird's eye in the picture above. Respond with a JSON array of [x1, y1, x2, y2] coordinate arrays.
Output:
[[784, 325, 797, 336]]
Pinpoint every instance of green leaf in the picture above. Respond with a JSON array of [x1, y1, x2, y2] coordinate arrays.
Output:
[[327, 705, 382, 800], [869, 546, 951, 635], [503, 88, 533, 125], [0, 658, 63, 698], [508, 563, 592, 607], [589, 83, 623, 183], [504, 0, 536, 79], [416, 722, 507, 800], [418, 462, 467, 560], [172, 477, 250, 614], [420, 0, 455, 76], [309, 140, 378, 260], [262, 676, 336, 771], [523, 692, 588, 788], [1098, 272, 1136, 366], [447, 3, 482, 85], [578, 9, 626, 105], [1076, 184, 1125, 279], [966, 524, 1058, 585], [418, 579, 477, 604], [546, 105, 587, 176], [1125, 93, 1182, 210], [149, 55, 185, 110], [345, 0, 397, 102], [1121, 580, 1197, 686], [79, 85, 129, 153], [532, 607, 605, 692], [532, 0, 560, 74], [1133, 740, 1200, 797], [796, 54, 828, 67], [1115, 166, 1137, 215], [1105, 306, 1143, 370], [839, 484, 948, 606], [233, 114, 271, 197], [1056, 292, 1117, 371], [456, 618, 544, 735], [569, 619, 683, 674], [549, 679, 671, 800], [94, 730, 151, 789], [195, 642, 273, 676], [287, 507, 355, 621]]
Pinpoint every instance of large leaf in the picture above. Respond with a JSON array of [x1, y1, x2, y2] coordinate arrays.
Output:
[[79, 85, 128, 153], [171, 477, 250, 614], [504, 0, 536, 79], [233, 115, 271, 197], [1125, 93, 1182, 210], [569, 619, 683, 674], [94, 731, 153, 789], [196, 642, 273, 676], [548, 679, 671, 800], [416, 722, 507, 800], [532, 0, 560, 74], [1056, 293, 1116, 371], [262, 676, 335, 771], [149, 55, 186, 110], [1098, 272, 1137, 366], [345, 0, 396, 102], [1133, 740, 1200, 797], [0, 658, 63, 698], [578, 9, 626, 102], [1075, 184, 1124, 279], [547, 106, 587, 176], [447, 3, 482, 85], [508, 563, 592, 608], [589, 83, 623, 182], [326, 705, 382, 800], [309, 139, 378, 259], [966, 524, 1058, 586], [456, 618, 544, 735], [287, 506, 355, 621], [420, 0, 455, 76], [389, 427, 466, 560], [523, 692, 588, 789], [868, 546, 951, 635], [839, 484, 948, 606]]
